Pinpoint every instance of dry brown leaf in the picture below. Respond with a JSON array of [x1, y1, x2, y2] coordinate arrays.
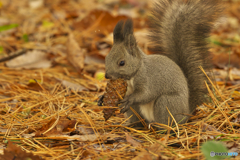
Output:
[[76, 125, 95, 135], [35, 117, 77, 137], [125, 133, 142, 148], [5, 50, 52, 69], [28, 0, 44, 9], [148, 135, 168, 154], [61, 79, 89, 92], [27, 82, 43, 91], [212, 52, 240, 69], [66, 33, 85, 73], [201, 123, 225, 134], [22, 133, 36, 138], [134, 136, 175, 160], [133, 152, 152, 160], [73, 10, 128, 36], [0, 141, 44, 160], [65, 134, 98, 142]]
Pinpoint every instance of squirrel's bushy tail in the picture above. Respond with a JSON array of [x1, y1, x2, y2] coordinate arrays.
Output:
[[149, 0, 222, 112]]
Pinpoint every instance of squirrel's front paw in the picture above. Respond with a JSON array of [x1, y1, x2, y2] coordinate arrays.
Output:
[[120, 105, 130, 113], [118, 98, 131, 113]]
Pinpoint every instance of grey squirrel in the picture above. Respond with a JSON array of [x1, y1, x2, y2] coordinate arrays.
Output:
[[102, 0, 222, 127]]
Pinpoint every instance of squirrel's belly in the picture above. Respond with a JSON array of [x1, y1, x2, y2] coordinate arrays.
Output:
[[139, 101, 155, 122]]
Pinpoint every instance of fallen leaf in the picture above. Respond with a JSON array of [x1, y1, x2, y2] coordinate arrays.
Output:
[[0, 24, 18, 32], [148, 135, 168, 154], [22, 133, 36, 138], [35, 117, 77, 137], [76, 125, 95, 135], [125, 133, 142, 148], [0, 141, 43, 160], [28, 0, 44, 9], [134, 135, 175, 160], [65, 134, 98, 142], [132, 152, 152, 160], [212, 52, 240, 69], [66, 33, 85, 73], [5, 50, 52, 69], [27, 82, 43, 91], [73, 10, 128, 36], [201, 123, 225, 134], [60, 79, 89, 92]]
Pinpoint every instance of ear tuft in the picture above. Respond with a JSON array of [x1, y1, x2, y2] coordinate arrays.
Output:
[[123, 19, 134, 36], [113, 19, 137, 52], [123, 19, 137, 55], [113, 20, 124, 43]]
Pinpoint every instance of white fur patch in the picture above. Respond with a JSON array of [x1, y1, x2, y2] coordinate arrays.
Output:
[[123, 78, 134, 120], [126, 78, 134, 96], [140, 101, 155, 122]]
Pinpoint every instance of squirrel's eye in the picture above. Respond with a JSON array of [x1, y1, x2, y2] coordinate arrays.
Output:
[[119, 60, 125, 66]]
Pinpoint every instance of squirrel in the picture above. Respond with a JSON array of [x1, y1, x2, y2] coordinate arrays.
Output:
[[102, 0, 222, 128]]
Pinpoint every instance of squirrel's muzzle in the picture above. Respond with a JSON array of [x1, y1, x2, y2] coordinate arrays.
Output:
[[105, 73, 110, 79]]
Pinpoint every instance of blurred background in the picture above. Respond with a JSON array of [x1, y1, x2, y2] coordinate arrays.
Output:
[[0, 0, 239, 85]]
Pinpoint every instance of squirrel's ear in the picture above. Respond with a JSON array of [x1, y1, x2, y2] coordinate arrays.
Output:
[[123, 19, 134, 36], [123, 19, 137, 55], [113, 20, 124, 43]]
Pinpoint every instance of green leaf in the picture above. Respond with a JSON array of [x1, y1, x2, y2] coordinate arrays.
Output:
[[215, 134, 224, 139], [41, 115, 47, 119], [201, 141, 229, 160], [207, 37, 222, 46], [42, 20, 54, 28], [220, 138, 230, 141], [22, 34, 29, 42], [0, 24, 18, 32], [211, 40, 222, 46], [0, 46, 3, 54]]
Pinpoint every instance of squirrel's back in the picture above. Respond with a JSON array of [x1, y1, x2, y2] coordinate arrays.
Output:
[[149, 0, 222, 112]]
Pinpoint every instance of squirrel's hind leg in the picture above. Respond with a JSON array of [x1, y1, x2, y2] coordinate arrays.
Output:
[[153, 94, 190, 127], [124, 105, 147, 128]]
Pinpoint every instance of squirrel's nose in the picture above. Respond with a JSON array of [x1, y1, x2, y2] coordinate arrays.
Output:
[[105, 73, 110, 79]]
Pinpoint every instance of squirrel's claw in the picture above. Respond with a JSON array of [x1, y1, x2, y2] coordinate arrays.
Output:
[[118, 101, 127, 108], [118, 95, 129, 104], [118, 97, 126, 104], [120, 105, 130, 113], [118, 99, 130, 113]]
